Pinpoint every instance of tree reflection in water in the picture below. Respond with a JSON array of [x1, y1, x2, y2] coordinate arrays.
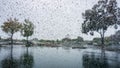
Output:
[[1, 44, 34, 68], [82, 49, 120, 68], [82, 49, 108, 68], [1, 44, 19, 68], [1, 57, 19, 68], [20, 44, 34, 68]]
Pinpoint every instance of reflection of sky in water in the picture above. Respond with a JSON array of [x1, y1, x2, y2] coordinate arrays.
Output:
[[0, 0, 120, 40], [0, 46, 120, 68]]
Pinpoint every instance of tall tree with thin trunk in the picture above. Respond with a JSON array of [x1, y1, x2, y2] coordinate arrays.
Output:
[[82, 0, 120, 47], [1, 18, 22, 44], [21, 19, 34, 44]]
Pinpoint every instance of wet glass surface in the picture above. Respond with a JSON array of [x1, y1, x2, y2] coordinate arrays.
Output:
[[0, 45, 120, 68]]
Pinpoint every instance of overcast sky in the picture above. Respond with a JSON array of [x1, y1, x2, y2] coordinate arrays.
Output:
[[0, 0, 120, 40]]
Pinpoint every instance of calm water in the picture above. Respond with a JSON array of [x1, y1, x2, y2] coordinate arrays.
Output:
[[0, 45, 120, 68]]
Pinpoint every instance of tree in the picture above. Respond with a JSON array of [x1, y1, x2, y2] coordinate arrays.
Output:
[[1, 18, 22, 44], [71, 36, 84, 42], [21, 19, 34, 43], [82, 0, 120, 46], [111, 30, 120, 44], [93, 37, 111, 45], [77, 36, 84, 42]]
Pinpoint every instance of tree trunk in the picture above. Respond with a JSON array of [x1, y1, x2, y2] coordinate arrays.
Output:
[[26, 37, 29, 44], [100, 29, 105, 49], [98, 28, 105, 49], [101, 36, 104, 46], [11, 34, 13, 44]]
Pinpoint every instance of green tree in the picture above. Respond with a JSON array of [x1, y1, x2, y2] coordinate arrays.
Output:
[[82, 0, 120, 46], [111, 30, 120, 44], [93, 38, 101, 44], [77, 36, 84, 42], [21, 19, 34, 43], [1, 18, 22, 44]]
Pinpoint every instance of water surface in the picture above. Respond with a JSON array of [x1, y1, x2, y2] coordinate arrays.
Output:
[[0, 45, 120, 68]]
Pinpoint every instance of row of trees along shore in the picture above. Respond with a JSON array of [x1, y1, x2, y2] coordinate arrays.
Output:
[[1, 18, 34, 44], [82, 0, 120, 47]]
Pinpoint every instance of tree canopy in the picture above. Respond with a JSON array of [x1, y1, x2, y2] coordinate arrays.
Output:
[[1, 18, 22, 35], [21, 19, 34, 40]]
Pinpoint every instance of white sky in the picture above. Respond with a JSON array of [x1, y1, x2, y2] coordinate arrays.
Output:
[[0, 0, 120, 40]]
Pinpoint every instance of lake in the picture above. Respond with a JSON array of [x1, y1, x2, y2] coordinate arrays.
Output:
[[0, 45, 120, 68]]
